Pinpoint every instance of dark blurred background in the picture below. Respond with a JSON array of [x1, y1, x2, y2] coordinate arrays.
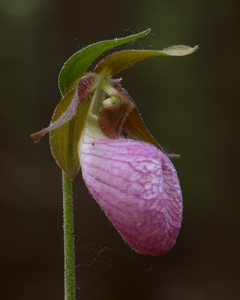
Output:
[[1, 0, 239, 299]]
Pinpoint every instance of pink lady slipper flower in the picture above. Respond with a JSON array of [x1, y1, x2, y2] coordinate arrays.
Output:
[[31, 29, 197, 255]]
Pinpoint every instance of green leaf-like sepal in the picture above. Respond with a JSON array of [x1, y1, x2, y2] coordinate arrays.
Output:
[[58, 29, 151, 95], [95, 45, 198, 76], [50, 91, 91, 179]]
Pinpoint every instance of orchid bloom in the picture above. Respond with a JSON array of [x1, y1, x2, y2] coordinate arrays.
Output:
[[31, 29, 197, 256]]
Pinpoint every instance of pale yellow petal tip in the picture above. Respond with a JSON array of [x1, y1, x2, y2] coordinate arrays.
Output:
[[162, 45, 199, 56]]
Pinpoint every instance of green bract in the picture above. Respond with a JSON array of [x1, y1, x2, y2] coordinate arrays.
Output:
[[31, 29, 198, 179], [58, 29, 151, 96]]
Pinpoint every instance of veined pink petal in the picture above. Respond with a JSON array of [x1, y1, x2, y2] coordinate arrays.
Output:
[[80, 134, 183, 256]]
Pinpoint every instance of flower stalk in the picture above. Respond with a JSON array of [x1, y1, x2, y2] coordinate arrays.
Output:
[[62, 171, 75, 300]]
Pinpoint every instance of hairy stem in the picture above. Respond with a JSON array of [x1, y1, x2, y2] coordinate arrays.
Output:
[[62, 171, 75, 300]]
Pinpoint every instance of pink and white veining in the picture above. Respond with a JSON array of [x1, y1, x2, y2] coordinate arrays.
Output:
[[80, 133, 183, 256]]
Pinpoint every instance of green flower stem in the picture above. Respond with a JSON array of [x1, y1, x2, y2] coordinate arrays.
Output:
[[62, 171, 76, 300]]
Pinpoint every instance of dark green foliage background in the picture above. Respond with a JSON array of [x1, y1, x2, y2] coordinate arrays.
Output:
[[0, 1, 239, 299]]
